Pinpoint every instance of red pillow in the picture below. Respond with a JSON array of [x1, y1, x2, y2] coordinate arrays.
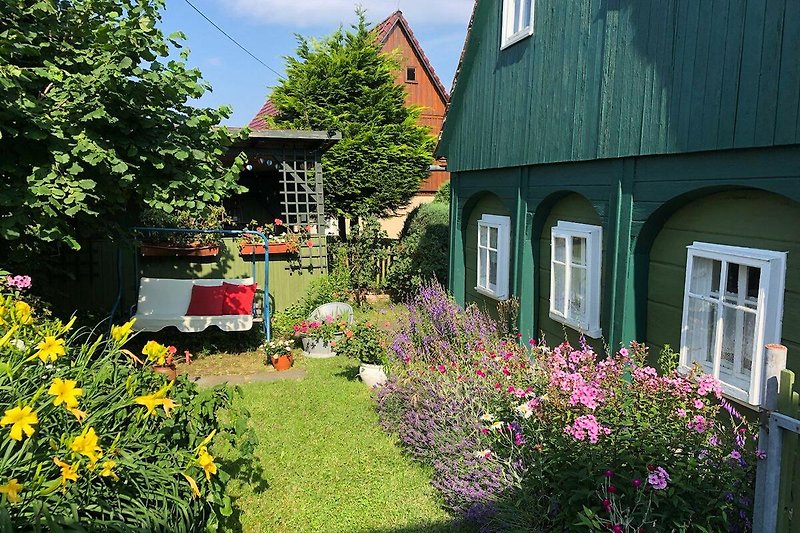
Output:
[[186, 285, 226, 316], [223, 282, 257, 315]]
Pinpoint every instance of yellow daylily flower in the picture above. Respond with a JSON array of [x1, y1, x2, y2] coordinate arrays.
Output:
[[111, 319, 136, 343], [13, 302, 32, 324], [135, 382, 178, 417], [197, 446, 217, 481], [142, 340, 168, 366], [35, 336, 66, 363], [182, 473, 201, 498], [53, 457, 78, 485], [68, 407, 88, 423], [0, 405, 37, 441], [0, 478, 22, 503], [48, 378, 83, 408], [0, 325, 18, 348], [62, 316, 77, 333], [100, 460, 119, 481], [71, 427, 102, 464]]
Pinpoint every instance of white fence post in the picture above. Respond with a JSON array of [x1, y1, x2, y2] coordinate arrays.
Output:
[[754, 344, 788, 532]]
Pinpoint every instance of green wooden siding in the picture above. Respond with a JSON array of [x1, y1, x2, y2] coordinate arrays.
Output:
[[646, 190, 800, 373], [464, 194, 514, 317], [537, 194, 604, 350], [439, 0, 800, 172]]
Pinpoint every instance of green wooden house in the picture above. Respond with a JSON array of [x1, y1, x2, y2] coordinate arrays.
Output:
[[438, 0, 800, 408]]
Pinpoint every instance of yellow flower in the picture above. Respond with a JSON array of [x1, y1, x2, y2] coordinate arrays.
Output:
[[135, 382, 178, 417], [111, 319, 136, 343], [197, 446, 217, 481], [53, 457, 78, 485], [68, 407, 88, 423], [13, 301, 32, 324], [142, 340, 168, 366], [0, 325, 18, 348], [0, 405, 37, 441], [35, 336, 66, 362], [100, 460, 119, 481], [182, 473, 201, 498], [0, 478, 22, 503], [48, 378, 83, 409], [62, 316, 77, 333], [0, 305, 5, 326], [71, 427, 102, 465]]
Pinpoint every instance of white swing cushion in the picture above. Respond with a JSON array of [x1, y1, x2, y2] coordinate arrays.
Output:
[[132, 277, 254, 333]]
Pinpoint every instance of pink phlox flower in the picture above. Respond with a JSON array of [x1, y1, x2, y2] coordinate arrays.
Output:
[[569, 382, 604, 410], [675, 408, 687, 418], [647, 466, 670, 490], [618, 347, 629, 357], [687, 415, 708, 433], [697, 373, 723, 398], [693, 398, 705, 409], [563, 415, 610, 444], [437, 364, 446, 374]]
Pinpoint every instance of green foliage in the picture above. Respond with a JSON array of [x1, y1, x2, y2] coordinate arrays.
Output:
[[342, 217, 389, 302], [433, 181, 451, 204], [139, 204, 229, 247], [270, 10, 436, 218], [0, 0, 247, 258], [0, 286, 255, 531], [270, 270, 352, 339], [336, 321, 387, 365], [386, 202, 450, 300]]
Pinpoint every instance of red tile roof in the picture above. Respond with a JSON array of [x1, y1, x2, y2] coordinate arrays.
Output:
[[248, 10, 450, 129]]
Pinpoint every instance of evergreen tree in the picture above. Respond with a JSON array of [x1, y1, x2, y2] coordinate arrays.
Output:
[[270, 10, 436, 221]]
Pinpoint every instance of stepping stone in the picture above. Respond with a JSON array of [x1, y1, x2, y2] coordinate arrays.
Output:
[[191, 368, 306, 387]]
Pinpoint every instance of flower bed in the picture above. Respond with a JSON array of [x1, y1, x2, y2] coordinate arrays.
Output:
[[0, 276, 255, 530], [376, 283, 758, 532]]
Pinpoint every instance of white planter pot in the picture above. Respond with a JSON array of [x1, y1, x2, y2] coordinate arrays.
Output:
[[301, 336, 337, 358], [359, 363, 387, 388]]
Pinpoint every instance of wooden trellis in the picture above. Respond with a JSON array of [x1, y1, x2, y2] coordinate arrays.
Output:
[[279, 155, 326, 270]]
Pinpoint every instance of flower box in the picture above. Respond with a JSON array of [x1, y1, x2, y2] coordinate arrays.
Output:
[[239, 243, 289, 256], [141, 244, 220, 257]]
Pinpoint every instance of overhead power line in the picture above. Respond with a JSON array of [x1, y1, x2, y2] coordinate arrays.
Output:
[[182, 0, 284, 79]]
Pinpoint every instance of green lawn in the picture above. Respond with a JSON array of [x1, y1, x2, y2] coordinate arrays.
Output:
[[219, 356, 458, 533]]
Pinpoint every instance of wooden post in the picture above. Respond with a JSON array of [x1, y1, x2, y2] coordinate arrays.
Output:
[[755, 344, 788, 532]]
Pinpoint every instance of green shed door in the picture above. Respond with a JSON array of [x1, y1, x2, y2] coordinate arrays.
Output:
[[464, 194, 513, 317], [537, 194, 604, 350], [647, 190, 800, 374]]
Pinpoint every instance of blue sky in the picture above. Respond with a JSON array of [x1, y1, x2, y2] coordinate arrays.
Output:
[[159, 0, 475, 126]]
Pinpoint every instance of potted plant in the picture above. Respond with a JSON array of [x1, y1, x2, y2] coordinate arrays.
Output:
[[142, 340, 178, 381], [239, 219, 291, 255], [284, 224, 315, 255], [139, 205, 228, 257], [293, 315, 348, 358], [336, 321, 387, 388], [263, 338, 295, 371]]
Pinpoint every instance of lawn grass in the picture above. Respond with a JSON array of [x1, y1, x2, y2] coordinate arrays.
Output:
[[218, 356, 462, 533]]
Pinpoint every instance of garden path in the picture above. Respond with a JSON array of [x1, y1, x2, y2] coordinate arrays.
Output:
[[220, 357, 460, 533]]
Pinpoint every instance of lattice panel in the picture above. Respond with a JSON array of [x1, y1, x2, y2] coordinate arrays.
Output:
[[279, 153, 327, 271]]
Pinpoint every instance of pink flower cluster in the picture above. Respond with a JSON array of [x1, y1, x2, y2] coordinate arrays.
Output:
[[697, 373, 723, 398], [687, 414, 708, 433], [5, 275, 31, 290], [647, 466, 671, 490], [563, 414, 611, 444]]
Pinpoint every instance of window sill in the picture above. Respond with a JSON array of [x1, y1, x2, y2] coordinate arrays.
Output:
[[548, 311, 601, 339], [501, 28, 533, 50], [475, 286, 508, 301]]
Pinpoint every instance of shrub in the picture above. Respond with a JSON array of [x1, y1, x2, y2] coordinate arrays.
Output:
[[341, 217, 389, 303], [0, 277, 255, 531], [385, 202, 450, 301], [336, 321, 387, 365], [377, 283, 758, 532], [433, 181, 450, 204]]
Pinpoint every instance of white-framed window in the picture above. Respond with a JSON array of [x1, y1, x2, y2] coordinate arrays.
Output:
[[549, 221, 603, 338], [680, 242, 787, 406], [501, 0, 535, 49], [476, 214, 511, 300]]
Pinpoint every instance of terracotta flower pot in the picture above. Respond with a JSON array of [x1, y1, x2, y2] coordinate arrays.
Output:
[[239, 243, 291, 256], [152, 364, 178, 381], [272, 354, 293, 371], [141, 243, 220, 257]]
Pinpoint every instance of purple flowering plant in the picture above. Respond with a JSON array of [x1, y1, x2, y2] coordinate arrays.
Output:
[[377, 283, 758, 532]]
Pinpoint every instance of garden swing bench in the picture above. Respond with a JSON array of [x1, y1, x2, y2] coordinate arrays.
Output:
[[110, 227, 271, 340]]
